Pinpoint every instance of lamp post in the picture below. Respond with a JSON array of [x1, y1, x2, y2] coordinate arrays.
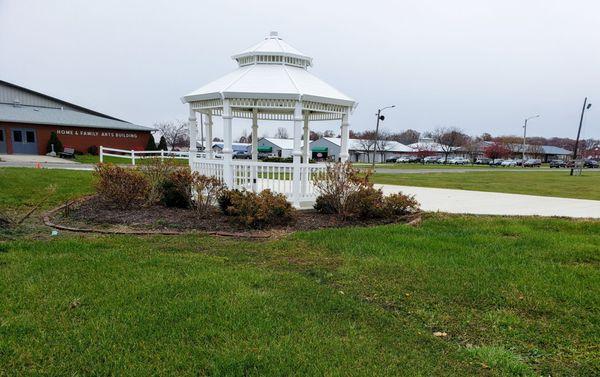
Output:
[[522, 115, 540, 167], [372, 105, 395, 170], [570, 97, 592, 176]]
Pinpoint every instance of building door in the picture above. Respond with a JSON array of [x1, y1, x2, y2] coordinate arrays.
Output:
[[0, 128, 6, 154], [11, 128, 38, 154]]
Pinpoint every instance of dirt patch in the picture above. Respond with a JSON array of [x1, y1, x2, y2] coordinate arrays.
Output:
[[44, 196, 420, 239]]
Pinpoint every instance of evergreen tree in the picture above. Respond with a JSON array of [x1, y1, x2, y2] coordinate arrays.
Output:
[[157, 136, 168, 151], [46, 132, 63, 153], [146, 136, 157, 150]]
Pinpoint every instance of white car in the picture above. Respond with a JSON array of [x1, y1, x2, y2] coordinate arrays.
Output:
[[501, 159, 517, 167], [448, 157, 469, 165], [395, 156, 410, 163], [423, 156, 439, 164]]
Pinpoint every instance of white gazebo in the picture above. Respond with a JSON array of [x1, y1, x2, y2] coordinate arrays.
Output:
[[182, 31, 356, 207]]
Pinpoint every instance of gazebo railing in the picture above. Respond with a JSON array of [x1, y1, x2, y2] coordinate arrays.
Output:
[[190, 158, 327, 201]]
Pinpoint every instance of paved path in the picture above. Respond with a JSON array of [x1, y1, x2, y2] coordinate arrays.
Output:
[[376, 184, 600, 218]]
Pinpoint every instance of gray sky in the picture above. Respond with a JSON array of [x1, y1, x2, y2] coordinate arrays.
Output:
[[1, 0, 598, 139]]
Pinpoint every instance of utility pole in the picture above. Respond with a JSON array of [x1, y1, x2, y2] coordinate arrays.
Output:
[[571, 97, 592, 176], [522, 115, 539, 167], [371, 105, 395, 170]]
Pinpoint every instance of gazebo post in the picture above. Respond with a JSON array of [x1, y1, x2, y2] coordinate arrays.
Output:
[[205, 111, 213, 158], [188, 106, 198, 165], [302, 113, 310, 163], [251, 108, 258, 192], [292, 101, 303, 207], [340, 111, 350, 163], [222, 100, 234, 187]]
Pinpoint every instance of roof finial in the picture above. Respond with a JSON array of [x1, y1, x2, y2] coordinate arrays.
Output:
[[269, 31, 279, 38]]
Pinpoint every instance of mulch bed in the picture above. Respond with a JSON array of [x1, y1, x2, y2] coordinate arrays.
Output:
[[43, 196, 420, 239]]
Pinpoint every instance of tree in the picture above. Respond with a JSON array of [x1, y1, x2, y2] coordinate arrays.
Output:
[[145, 135, 157, 151], [322, 130, 335, 138], [391, 129, 420, 145], [484, 142, 511, 159], [309, 131, 321, 141], [526, 143, 544, 159], [154, 120, 189, 150], [480, 133, 493, 141], [461, 138, 480, 163], [274, 127, 289, 139], [431, 127, 469, 162], [238, 130, 250, 143], [157, 136, 168, 151], [46, 131, 63, 154]]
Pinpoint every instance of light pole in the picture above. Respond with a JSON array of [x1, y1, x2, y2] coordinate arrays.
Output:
[[570, 97, 592, 176], [522, 115, 540, 167], [372, 105, 395, 170]]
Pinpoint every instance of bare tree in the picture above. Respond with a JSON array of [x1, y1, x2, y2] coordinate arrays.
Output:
[[154, 120, 189, 150], [238, 129, 250, 143], [274, 127, 289, 139], [431, 127, 469, 162], [391, 129, 420, 145], [322, 130, 336, 138]]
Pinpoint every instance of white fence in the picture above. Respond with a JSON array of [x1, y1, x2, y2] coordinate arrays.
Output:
[[99, 146, 215, 165], [191, 158, 327, 201]]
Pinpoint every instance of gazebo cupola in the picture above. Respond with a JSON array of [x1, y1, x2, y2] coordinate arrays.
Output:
[[181, 31, 357, 207]]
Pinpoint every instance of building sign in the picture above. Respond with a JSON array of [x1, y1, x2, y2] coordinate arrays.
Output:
[[57, 129, 138, 139]]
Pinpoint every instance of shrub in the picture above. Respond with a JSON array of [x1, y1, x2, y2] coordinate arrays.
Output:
[[139, 159, 178, 205], [348, 186, 386, 219], [312, 162, 372, 218], [94, 164, 149, 209], [191, 174, 224, 217], [46, 132, 63, 154], [219, 189, 295, 228], [313, 162, 419, 220], [217, 189, 243, 214], [146, 136, 157, 151], [382, 193, 420, 218], [161, 168, 194, 208], [87, 145, 99, 156]]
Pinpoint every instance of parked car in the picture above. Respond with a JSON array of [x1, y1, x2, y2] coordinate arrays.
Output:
[[523, 159, 542, 167], [448, 157, 469, 165], [501, 159, 517, 167], [549, 160, 567, 168], [584, 159, 599, 168], [407, 155, 421, 163], [490, 159, 505, 166], [437, 157, 448, 164], [423, 156, 439, 164], [395, 156, 411, 163], [514, 159, 524, 166], [232, 150, 251, 159], [475, 158, 491, 165], [385, 156, 399, 163]]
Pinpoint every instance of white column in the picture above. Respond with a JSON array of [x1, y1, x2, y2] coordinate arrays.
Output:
[[188, 106, 198, 167], [340, 111, 350, 163], [205, 111, 213, 159], [251, 108, 258, 192], [302, 112, 310, 163], [222, 100, 234, 188], [292, 101, 303, 207]]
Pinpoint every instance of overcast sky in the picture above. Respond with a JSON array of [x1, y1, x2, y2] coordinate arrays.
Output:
[[1, 0, 598, 139]]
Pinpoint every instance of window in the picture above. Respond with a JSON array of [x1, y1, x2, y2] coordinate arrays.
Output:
[[0, 130, 4, 142], [26, 131, 35, 143], [13, 130, 22, 143]]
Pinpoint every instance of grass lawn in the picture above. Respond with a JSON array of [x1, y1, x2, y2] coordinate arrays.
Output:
[[355, 163, 548, 170], [1, 168, 599, 375], [373, 171, 600, 201]]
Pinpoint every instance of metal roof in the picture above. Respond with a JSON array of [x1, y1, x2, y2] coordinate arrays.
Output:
[[0, 103, 153, 132], [260, 138, 297, 150], [232, 31, 311, 64]]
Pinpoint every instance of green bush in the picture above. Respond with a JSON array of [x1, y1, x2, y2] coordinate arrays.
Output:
[[87, 145, 99, 156], [219, 189, 296, 229], [348, 187, 386, 219], [382, 193, 420, 218], [161, 168, 194, 208], [46, 132, 63, 153], [94, 164, 149, 209]]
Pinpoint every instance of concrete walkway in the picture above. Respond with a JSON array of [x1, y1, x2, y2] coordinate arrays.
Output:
[[376, 184, 600, 219]]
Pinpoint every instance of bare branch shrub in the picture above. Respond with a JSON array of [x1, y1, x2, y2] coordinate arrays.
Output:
[[218, 189, 296, 229], [139, 159, 178, 205], [94, 164, 149, 209], [191, 174, 224, 217]]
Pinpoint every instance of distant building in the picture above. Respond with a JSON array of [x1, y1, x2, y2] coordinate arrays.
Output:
[[309, 137, 413, 162], [456, 141, 572, 162], [211, 142, 250, 154], [256, 138, 299, 158], [0, 80, 153, 155]]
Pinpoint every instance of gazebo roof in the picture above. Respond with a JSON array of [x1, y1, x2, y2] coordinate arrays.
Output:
[[182, 32, 356, 110]]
